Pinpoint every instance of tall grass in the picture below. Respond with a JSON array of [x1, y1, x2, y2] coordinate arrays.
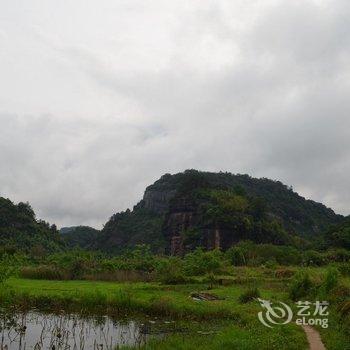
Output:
[[288, 271, 314, 300], [238, 287, 261, 303], [19, 266, 155, 282], [84, 270, 154, 282], [20, 266, 70, 280]]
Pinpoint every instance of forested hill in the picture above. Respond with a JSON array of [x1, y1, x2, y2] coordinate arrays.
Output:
[[97, 170, 344, 253], [324, 217, 350, 250], [0, 197, 63, 254], [60, 226, 100, 249], [144, 171, 342, 234], [0, 170, 345, 255]]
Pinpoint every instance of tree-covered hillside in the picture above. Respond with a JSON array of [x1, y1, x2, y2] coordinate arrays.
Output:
[[324, 217, 350, 249], [0, 170, 346, 255], [145, 170, 342, 235], [98, 170, 344, 253], [97, 207, 164, 254], [60, 226, 100, 249], [0, 197, 63, 254]]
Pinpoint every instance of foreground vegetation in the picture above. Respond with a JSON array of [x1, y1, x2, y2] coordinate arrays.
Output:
[[1, 252, 349, 349], [1, 276, 307, 349]]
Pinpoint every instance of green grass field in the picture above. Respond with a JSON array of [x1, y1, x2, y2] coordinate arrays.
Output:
[[1, 266, 349, 349]]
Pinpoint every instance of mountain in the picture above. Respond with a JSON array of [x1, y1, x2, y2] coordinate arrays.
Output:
[[60, 226, 100, 249], [97, 170, 343, 254], [0, 197, 63, 254]]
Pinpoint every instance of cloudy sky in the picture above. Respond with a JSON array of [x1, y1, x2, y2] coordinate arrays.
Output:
[[0, 0, 349, 228]]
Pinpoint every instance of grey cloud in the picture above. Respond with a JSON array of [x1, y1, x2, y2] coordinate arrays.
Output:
[[0, 0, 349, 228]]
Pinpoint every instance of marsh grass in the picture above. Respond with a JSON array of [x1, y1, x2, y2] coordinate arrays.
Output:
[[120, 322, 307, 350], [20, 266, 155, 282], [84, 270, 155, 282], [238, 287, 261, 304], [1, 278, 260, 320], [2, 266, 349, 350], [20, 265, 70, 280]]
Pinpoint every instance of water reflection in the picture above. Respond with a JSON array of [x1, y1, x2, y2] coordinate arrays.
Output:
[[0, 310, 151, 349]]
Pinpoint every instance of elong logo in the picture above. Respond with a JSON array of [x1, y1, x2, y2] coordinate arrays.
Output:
[[257, 298, 329, 328]]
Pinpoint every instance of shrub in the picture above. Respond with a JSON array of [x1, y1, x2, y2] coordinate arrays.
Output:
[[302, 250, 326, 266], [225, 242, 302, 266], [204, 272, 218, 289], [289, 271, 314, 300], [226, 246, 246, 266], [321, 267, 340, 294], [264, 259, 278, 269], [156, 257, 187, 284], [325, 249, 350, 263], [238, 287, 261, 303], [183, 248, 223, 275], [319, 267, 340, 298]]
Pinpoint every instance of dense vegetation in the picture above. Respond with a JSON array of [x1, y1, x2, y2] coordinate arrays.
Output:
[[148, 170, 342, 234], [0, 197, 63, 255], [0, 243, 345, 285], [60, 225, 100, 249], [325, 217, 350, 249], [0, 170, 348, 256], [173, 187, 298, 248], [97, 207, 164, 253], [98, 170, 344, 253], [1, 253, 349, 349]]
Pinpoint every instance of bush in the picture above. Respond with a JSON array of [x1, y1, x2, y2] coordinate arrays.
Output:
[[289, 271, 314, 300], [238, 287, 260, 303], [321, 267, 340, 294], [226, 246, 246, 266], [302, 250, 326, 266], [156, 257, 187, 284], [183, 248, 223, 275], [264, 259, 278, 269], [225, 241, 302, 267], [47, 250, 100, 278], [204, 272, 218, 289]]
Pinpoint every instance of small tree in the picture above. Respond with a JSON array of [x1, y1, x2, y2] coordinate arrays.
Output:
[[183, 248, 223, 276]]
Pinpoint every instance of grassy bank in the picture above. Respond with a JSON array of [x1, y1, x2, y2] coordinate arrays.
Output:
[[122, 322, 307, 350], [1, 277, 285, 320], [1, 265, 349, 350], [1, 277, 309, 350]]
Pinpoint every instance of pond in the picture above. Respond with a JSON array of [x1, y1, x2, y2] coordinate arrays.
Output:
[[0, 310, 162, 349]]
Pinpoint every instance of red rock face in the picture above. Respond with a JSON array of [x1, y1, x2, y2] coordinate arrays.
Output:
[[166, 211, 194, 255], [214, 229, 221, 249], [170, 235, 183, 255]]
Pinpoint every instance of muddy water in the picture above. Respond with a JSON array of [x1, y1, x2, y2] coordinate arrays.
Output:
[[0, 311, 157, 349]]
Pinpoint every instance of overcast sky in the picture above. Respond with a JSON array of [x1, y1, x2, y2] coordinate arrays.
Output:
[[0, 0, 349, 228]]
